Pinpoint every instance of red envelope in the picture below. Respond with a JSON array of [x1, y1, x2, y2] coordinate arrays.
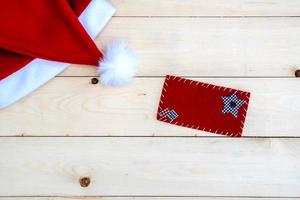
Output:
[[157, 75, 251, 137]]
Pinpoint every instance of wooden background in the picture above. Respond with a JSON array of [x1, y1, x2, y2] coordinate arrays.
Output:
[[0, 0, 300, 199]]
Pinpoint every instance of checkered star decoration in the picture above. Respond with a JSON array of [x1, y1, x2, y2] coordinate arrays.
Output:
[[159, 108, 178, 121], [157, 75, 251, 137], [221, 92, 245, 118]]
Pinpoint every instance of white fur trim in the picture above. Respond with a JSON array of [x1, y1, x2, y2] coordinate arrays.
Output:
[[98, 42, 138, 86], [0, 0, 116, 109]]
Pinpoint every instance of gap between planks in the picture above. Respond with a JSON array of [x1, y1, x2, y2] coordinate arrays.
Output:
[[110, 0, 300, 17], [0, 197, 299, 199], [56, 76, 298, 78], [113, 16, 300, 18], [1, 136, 300, 138]]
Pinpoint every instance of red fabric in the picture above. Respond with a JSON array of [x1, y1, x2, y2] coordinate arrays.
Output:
[[0, 0, 101, 81], [67, 0, 91, 14], [0, 0, 93, 81], [0, 49, 33, 80], [157, 75, 251, 137]]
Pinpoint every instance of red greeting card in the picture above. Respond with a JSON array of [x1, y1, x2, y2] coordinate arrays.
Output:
[[157, 75, 250, 137]]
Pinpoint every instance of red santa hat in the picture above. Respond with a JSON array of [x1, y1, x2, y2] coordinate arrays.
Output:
[[0, 0, 137, 108]]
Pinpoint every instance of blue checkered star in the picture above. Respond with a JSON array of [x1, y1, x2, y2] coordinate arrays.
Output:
[[221, 92, 245, 117], [159, 108, 178, 121]]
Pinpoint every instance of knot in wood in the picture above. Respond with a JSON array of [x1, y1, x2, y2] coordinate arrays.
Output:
[[91, 78, 99, 84], [79, 177, 91, 187], [295, 70, 300, 77]]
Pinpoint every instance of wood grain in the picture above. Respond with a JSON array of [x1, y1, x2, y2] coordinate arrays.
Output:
[[0, 77, 299, 136], [61, 18, 300, 77], [111, 0, 300, 16], [2, 1, 300, 198], [0, 137, 299, 196]]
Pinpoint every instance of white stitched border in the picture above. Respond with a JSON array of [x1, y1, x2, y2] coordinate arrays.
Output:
[[167, 75, 249, 99], [164, 118, 240, 137], [158, 75, 249, 137], [158, 76, 171, 113]]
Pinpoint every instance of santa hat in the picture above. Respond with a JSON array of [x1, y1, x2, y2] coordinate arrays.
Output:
[[0, 0, 138, 109]]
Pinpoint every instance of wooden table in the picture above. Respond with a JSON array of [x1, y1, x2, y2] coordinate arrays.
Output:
[[0, 0, 300, 199]]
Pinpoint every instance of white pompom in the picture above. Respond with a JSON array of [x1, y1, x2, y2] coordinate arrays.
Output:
[[98, 42, 138, 86]]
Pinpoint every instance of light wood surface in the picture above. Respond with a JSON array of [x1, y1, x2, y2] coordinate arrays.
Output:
[[1, 0, 299, 198], [62, 17, 300, 77], [1, 138, 299, 196], [111, 0, 300, 16], [0, 77, 299, 136]]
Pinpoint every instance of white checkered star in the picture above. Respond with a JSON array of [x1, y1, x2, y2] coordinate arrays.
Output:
[[221, 92, 245, 117]]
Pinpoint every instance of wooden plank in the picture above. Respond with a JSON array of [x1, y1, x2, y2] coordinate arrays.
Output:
[[0, 198, 296, 200], [61, 18, 300, 77], [0, 77, 299, 136], [0, 138, 299, 196], [111, 0, 300, 16]]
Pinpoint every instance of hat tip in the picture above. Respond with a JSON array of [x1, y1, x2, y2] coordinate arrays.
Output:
[[98, 42, 138, 86]]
